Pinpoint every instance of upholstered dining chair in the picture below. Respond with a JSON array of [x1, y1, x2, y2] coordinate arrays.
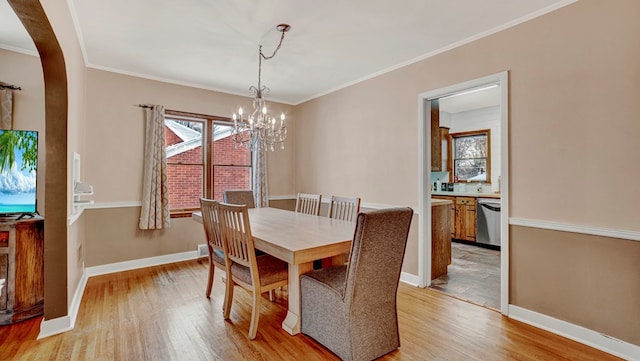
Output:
[[328, 195, 361, 222], [300, 207, 413, 361], [218, 202, 289, 340], [199, 198, 226, 300], [223, 189, 256, 208], [295, 193, 322, 215]]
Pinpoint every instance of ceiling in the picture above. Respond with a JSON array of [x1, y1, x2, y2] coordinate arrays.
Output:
[[1, 0, 572, 106]]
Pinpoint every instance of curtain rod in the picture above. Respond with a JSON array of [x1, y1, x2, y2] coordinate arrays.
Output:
[[136, 104, 155, 109], [0, 83, 22, 91]]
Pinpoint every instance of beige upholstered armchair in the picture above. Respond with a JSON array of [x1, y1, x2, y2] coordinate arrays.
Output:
[[223, 189, 256, 208], [300, 207, 413, 361]]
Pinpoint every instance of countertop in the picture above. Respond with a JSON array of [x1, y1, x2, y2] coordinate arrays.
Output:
[[431, 198, 453, 206], [432, 191, 501, 199]]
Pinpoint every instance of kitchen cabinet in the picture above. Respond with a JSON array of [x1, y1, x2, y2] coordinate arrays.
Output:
[[440, 127, 450, 172], [455, 197, 476, 241], [430, 99, 441, 171], [431, 199, 452, 280], [433, 195, 477, 242], [433, 195, 455, 238]]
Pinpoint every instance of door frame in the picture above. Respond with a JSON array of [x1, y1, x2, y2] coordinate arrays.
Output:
[[417, 71, 509, 315]]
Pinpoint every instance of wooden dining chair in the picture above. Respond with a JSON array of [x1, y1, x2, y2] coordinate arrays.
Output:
[[319, 195, 361, 268], [328, 195, 361, 222], [199, 198, 226, 301], [295, 193, 322, 215], [223, 189, 256, 208], [218, 202, 289, 340]]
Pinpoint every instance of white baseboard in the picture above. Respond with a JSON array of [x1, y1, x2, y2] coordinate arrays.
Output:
[[38, 268, 89, 339], [85, 250, 198, 277], [509, 305, 639, 361], [400, 272, 419, 287], [38, 315, 72, 339]]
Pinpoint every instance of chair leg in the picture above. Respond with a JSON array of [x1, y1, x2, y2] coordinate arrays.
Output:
[[268, 290, 274, 302], [248, 290, 261, 340], [223, 275, 234, 320], [205, 257, 214, 298]]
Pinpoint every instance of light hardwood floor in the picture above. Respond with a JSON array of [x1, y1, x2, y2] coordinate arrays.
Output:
[[0, 258, 621, 361]]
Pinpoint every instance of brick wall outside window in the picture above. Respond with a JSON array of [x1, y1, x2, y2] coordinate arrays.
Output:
[[166, 126, 251, 210]]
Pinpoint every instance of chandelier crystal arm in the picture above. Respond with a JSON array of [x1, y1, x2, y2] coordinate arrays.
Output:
[[232, 23, 290, 152]]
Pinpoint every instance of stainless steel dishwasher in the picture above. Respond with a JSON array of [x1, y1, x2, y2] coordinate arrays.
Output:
[[476, 198, 501, 249]]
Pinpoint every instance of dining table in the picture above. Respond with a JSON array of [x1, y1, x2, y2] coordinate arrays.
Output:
[[192, 206, 355, 335]]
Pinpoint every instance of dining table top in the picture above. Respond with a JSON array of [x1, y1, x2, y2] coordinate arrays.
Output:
[[192, 207, 355, 264]]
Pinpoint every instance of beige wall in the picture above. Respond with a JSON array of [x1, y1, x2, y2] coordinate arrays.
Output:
[[83, 68, 295, 203], [292, 0, 639, 346], [511, 226, 640, 345], [84, 207, 205, 266]]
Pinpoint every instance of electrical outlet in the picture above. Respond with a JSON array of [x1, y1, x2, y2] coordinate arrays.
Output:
[[197, 244, 208, 257]]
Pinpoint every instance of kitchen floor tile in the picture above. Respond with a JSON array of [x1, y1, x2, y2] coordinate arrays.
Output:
[[429, 241, 500, 310]]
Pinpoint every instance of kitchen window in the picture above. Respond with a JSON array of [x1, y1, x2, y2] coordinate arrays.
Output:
[[165, 111, 251, 214], [451, 129, 490, 183]]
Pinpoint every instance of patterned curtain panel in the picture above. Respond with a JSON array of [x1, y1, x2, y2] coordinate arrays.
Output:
[[139, 105, 170, 229], [252, 141, 268, 208], [0, 89, 13, 130]]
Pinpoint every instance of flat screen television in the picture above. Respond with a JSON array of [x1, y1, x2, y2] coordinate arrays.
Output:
[[0, 129, 38, 217]]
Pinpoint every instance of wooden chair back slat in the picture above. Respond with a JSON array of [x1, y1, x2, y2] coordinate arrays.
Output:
[[219, 203, 254, 268], [295, 193, 322, 216], [328, 196, 361, 222]]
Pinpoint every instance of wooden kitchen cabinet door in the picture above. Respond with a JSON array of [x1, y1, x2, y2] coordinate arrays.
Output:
[[455, 197, 476, 242]]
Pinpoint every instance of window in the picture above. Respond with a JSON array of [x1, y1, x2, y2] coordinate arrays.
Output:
[[212, 123, 252, 201], [451, 129, 490, 183], [164, 111, 251, 213]]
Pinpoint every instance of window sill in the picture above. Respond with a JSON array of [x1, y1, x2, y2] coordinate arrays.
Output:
[[170, 210, 197, 219]]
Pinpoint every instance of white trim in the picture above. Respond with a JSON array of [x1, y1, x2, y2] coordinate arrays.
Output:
[[0, 43, 38, 57], [509, 305, 639, 361], [38, 272, 88, 340], [417, 93, 431, 288], [80, 197, 413, 213], [509, 218, 640, 242], [65, 0, 89, 65], [400, 272, 420, 287], [268, 195, 407, 212], [418, 71, 509, 312], [85, 250, 198, 277], [498, 72, 510, 315], [68, 269, 88, 329], [38, 268, 90, 339], [360, 201, 407, 210], [85, 63, 294, 106], [67, 209, 83, 225], [82, 201, 142, 209], [38, 315, 72, 339], [268, 194, 297, 201]]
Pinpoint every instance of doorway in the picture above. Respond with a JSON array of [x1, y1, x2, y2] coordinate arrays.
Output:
[[417, 72, 509, 315]]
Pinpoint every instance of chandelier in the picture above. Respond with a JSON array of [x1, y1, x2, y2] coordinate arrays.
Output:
[[232, 24, 291, 151]]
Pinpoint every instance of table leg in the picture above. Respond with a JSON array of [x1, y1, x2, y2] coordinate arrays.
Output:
[[282, 261, 314, 335]]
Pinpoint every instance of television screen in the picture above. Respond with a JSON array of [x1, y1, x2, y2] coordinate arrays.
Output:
[[0, 130, 38, 215]]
